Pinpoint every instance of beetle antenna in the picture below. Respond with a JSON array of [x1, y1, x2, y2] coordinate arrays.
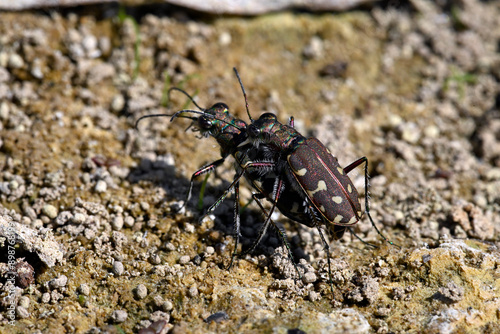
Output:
[[168, 87, 205, 111], [135, 113, 171, 130], [233, 67, 253, 123]]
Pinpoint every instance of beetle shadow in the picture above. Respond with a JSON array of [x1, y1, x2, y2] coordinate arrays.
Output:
[[126, 156, 306, 263]]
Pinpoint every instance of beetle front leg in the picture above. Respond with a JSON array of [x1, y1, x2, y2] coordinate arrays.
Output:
[[200, 161, 276, 220], [176, 158, 226, 212], [200, 168, 246, 221]]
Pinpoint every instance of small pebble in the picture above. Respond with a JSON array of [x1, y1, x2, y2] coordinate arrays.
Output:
[[23, 206, 37, 220], [113, 261, 124, 276], [473, 194, 487, 208], [82, 35, 98, 52], [72, 212, 86, 224], [218, 31, 231, 46], [0, 67, 10, 82], [0, 52, 7, 67], [95, 180, 107, 193], [164, 242, 176, 251], [153, 295, 164, 307], [49, 275, 68, 289], [438, 282, 464, 303], [31, 61, 44, 79], [162, 300, 173, 312], [0, 102, 9, 119], [135, 284, 148, 299], [41, 292, 51, 303], [308, 290, 320, 302], [99, 36, 111, 55], [15, 260, 34, 288], [56, 211, 72, 225], [146, 218, 157, 229], [423, 125, 439, 138], [42, 204, 58, 219], [150, 311, 170, 323], [111, 205, 124, 214], [150, 254, 161, 265], [112, 231, 128, 248], [188, 285, 199, 297], [184, 223, 195, 234], [51, 290, 63, 303], [81, 173, 91, 184], [8, 53, 24, 69], [79, 283, 90, 296], [111, 310, 128, 323], [303, 272, 317, 284], [31, 219, 43, 230], [205, 246, 215, 255], [124, 216, 135, 228], [179, 255, 190, 265], [111, 94, 125, 112], [112, 216, 124, 230], [9, 179, 19, 190], [388, 113, 403, 127], [16, 306, 29, 319], [486, 168, 500, 180], [143, 319, 169, 333], [18, 296, 30, 309], [303, 36, 324, 59], [399, 122, 420, 144], [393, 210, 405, 222], [375, 307, 391, 317]]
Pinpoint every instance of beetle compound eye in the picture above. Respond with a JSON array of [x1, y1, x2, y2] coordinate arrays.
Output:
[[212, 102, 229, 113], [248, 124, 260, 137], [261, 113, 277, 121], [198, 116, 213, 129]]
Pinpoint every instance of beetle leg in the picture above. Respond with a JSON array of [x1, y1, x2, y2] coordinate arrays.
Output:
[[201, 160, 276, 219], [241, 176, 302, 280], [200, 167, 246, 221], [227, 177, 241, 270], [177, 158, 226, 213], [306, 201, 335, 297], [239, 192, 273, 256], [343, 157, 396, 247]]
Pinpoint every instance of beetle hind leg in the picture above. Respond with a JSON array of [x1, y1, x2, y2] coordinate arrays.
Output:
[[344, 156, 398, 248]]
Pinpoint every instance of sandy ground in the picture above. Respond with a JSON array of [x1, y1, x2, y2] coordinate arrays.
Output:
[[0, 1, 500, 333]]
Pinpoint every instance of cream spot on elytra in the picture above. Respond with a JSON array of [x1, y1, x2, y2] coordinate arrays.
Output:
[[295, 168, 307, 176], [307, 180, 327, 197], [332, 196, 342, 204]]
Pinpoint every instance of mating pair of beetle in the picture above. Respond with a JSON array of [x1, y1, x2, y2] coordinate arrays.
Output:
[[137, 68, 392, 295]]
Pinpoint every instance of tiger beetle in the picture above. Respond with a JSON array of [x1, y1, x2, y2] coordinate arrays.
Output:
[[136, 68, 393, 297]]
